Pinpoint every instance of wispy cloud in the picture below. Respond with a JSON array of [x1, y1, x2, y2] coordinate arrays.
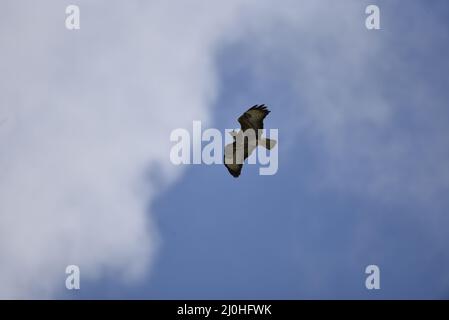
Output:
[[220, 0, 449, 204], [0, 0, 245, 298]]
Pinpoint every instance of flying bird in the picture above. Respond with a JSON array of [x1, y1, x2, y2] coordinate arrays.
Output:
[[224, 104, 276, 177]]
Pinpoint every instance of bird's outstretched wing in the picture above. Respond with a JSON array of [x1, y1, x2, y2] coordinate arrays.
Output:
[[238, 104, 270, 132], [224, 161, 243, 178], [223, 141, 245, 178]]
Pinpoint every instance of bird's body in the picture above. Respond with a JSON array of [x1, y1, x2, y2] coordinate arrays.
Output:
[[224, 104, 276, 177]]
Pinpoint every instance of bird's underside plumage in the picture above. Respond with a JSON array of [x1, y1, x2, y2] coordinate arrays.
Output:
[[224, 104, 274, 178]]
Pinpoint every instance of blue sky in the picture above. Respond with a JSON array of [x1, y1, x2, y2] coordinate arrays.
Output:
[[1, 1, 449, 299]]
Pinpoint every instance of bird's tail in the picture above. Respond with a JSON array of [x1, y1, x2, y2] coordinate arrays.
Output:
[[260, 138, 277, 150]]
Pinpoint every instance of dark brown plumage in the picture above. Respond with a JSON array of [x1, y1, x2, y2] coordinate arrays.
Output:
[[224, 104, 274, 178], [237, 105, 270, 133]]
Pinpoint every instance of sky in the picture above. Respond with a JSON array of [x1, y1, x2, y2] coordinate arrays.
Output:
[[1, 0, 449, 299]]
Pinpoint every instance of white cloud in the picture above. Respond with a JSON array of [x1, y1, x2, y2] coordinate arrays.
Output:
[[217, 1, 449, 297], [0, 0, 247, 298], [223, 0, 449, 204]]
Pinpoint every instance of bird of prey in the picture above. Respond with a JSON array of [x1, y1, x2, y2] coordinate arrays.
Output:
[[224, 104, 276, 177]]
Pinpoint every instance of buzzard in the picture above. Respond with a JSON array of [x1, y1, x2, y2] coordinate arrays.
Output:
[[224, 104, 276, 177]]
